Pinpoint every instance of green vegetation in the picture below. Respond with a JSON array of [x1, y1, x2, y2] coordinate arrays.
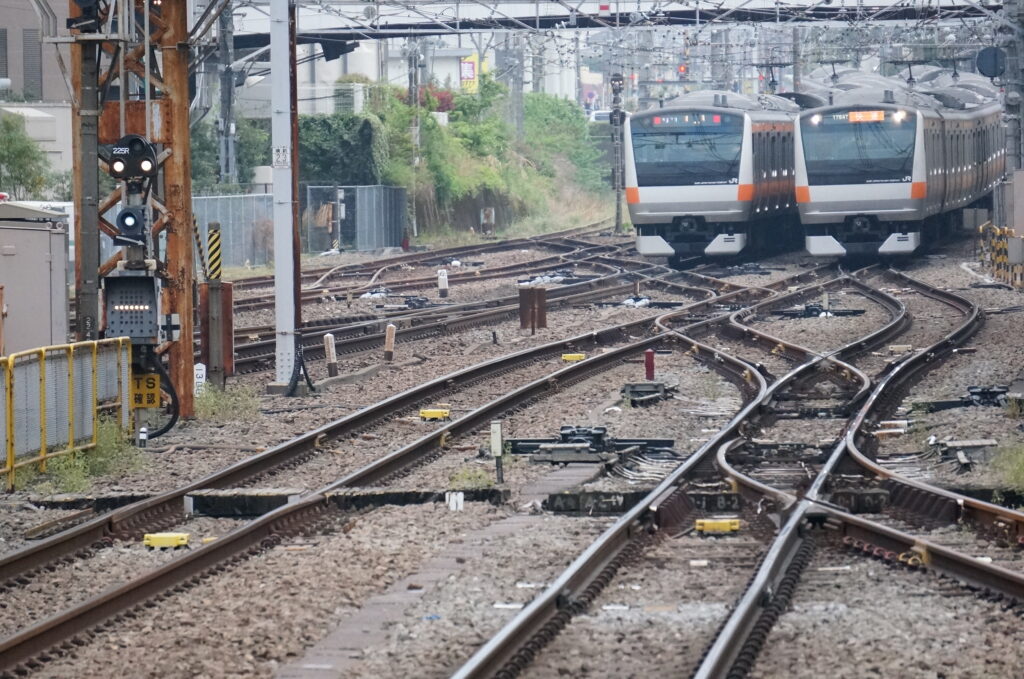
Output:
[[194, 383, 261, 424], [27, 419, 146, 494], [0, 115, 50, 200], [194, 75, 610, 236], [449, 465, 495, 490], [994, 444, 1024, 491], [190, 116, 270, 194]]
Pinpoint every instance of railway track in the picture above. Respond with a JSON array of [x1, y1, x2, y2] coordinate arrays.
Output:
[[228, 221, 616, 294], [451, 267, 1024, 679], [1, 261, 816, 673]]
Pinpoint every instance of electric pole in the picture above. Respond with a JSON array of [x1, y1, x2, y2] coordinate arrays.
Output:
[[218, 0, 237, 185], [610, 72, 625, 234]]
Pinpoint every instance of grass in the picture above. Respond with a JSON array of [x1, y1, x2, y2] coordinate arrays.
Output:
[[27, 418, 146, 494], [449, 465, 495, 490], [993, 443, 1024, 491], [194, 383, 261, 424], [1005, 398, 1024, 419]]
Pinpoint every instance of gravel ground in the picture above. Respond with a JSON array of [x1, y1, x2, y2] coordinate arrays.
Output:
[[395, 347, 743, 499], [232, 246, 566, 301], [4, 304, 672, 515], [751, 542, 1024, 678], [348, 515, 613, 678], [527, 534, 765, 678], [706, 250, 823, 289], [234, 259, 615, 328], [0, 516, 245, 637], [750, 289, 894, 354], [33, 504, 508, 678], [0, 502, 92, 555], [867, 243, 1024, 492]]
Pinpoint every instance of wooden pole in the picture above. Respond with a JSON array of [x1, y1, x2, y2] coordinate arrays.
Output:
[[161, 0, 196, 416]]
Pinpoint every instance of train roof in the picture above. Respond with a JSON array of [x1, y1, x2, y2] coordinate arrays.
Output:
[[800, 68, 1000, 113], [661, 89, 799, 113]]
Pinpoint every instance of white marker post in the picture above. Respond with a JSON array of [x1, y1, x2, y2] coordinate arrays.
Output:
[[438, 269, 449, 298], [324, 333, 338, 377]]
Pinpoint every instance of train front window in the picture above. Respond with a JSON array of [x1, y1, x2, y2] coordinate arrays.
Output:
[[630, 112, 743, 186], [802, 109, 916, 185]]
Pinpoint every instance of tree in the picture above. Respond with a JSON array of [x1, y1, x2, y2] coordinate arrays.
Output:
[[189, 116, 269, 193], [0, 116, 50, 200]]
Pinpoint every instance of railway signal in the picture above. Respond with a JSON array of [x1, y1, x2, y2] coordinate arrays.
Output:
[[113, 205, 147, 247], [109, 135, 159, 180], [67, 0, 101, 33]]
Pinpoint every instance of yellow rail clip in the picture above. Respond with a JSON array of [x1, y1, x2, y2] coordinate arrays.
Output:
[[144, 533, 191, 549], [420, 404, 452, 421], [562, 353, 586, 362], [695, 518, 740, 534]]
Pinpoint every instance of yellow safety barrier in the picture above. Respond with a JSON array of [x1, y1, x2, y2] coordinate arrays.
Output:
[[2, 338, 132, 490], [977, 221, 1024, 287]]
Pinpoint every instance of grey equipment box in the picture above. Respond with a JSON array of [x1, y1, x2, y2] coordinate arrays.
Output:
[[0, 202, 69, 354]]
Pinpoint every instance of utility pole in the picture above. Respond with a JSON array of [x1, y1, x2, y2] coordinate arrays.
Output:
[[511, 36, 524, 139], [996, 0, 1022, 229], [575, 33, 583, 106], [792, 26, 802, 92], [269, 0, 300, 391], [70, 27, 99, 341], [408, 37, 420, 237], [610, 72, 625, 234], [532, 38, 544, 93], [218, 0, 237, 185]]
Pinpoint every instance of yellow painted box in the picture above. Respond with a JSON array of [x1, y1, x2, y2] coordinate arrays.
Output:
[[562, 353, 586, 362], [144, 533, 191, 549], [695, 518, 740, 534], [420, 406, 451, 421]]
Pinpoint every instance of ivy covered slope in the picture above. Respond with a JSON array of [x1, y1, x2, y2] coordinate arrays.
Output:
[[192, 75, 609, 236]]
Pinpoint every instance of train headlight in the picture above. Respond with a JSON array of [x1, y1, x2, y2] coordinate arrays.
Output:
[[810, 114, 821, 125], [893, 110, 907, 123]]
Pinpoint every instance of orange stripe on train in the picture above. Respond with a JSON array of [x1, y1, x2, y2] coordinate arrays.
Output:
[[626, 187, 640, 204], [737, 184, 754, 201], [911, 182, 927, 199], [795, 186, 810, 203]]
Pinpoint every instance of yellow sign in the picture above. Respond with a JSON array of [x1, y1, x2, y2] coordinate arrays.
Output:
[[132, 372, 161, 409]]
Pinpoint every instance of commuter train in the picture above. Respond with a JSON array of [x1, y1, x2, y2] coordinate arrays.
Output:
[[625, 90, 801, 262], [796, 76, 1004, 256]]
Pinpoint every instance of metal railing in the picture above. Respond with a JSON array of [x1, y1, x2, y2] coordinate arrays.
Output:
[[2, 338, 132, 490]]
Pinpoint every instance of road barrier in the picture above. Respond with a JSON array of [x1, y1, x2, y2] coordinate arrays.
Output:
[[2, 338, 132, 489]]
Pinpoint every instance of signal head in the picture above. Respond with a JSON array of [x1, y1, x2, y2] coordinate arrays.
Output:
[[108, 134, 158, 180]]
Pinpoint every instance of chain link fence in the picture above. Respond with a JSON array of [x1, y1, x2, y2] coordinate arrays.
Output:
[[193, 194, 275, 269], [303, 185, 407, 252]]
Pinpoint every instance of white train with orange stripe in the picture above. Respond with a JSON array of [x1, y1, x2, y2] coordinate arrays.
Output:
[[626, 90, 800, 261], [796, 82, 1004, 256]]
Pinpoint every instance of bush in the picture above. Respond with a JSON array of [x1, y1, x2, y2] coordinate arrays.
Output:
[[29, 419, 145, 494], [194, 384, 261, 424]]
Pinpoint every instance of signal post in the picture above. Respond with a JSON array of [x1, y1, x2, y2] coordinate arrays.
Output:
[[67, 0, 195, 425]]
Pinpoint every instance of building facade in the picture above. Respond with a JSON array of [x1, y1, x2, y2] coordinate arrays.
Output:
[[0, 0, 71, 103]]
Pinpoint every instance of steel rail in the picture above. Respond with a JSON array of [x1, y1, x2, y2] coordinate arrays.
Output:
[[232, 243, 620, 312], [449, 269, 884, 678], [0, 266, 755, 590], [692, 269, 1024, 678], [232, 266, 715, 371], [0, 279, 789, 672], [450, 268, 919, 678], [229, 220, 616, 291]]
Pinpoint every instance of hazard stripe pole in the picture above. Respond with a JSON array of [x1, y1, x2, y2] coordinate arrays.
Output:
[[208, 223, 223, 281]]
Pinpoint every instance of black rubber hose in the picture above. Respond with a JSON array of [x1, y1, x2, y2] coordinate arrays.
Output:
[[147, 356, 180, 440], [285, 339, 316, 397]]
